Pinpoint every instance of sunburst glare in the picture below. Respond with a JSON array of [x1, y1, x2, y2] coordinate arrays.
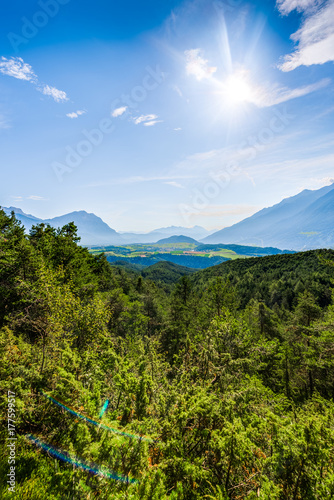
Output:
[[222, 71, 254, 105]]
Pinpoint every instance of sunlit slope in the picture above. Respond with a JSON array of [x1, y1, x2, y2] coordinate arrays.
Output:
[[204, 184, 334, 250]]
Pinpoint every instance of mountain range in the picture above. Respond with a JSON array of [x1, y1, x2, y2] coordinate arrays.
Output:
[[2, 207, 211, 246], [3, 183, 334, 250], [203, 183, 334, 250]]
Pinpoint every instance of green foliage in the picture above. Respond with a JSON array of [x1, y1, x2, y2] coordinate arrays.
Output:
[[1, 208, 334, 499]]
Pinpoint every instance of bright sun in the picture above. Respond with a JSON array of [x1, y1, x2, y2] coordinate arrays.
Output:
[[223, 73, 253, 105]]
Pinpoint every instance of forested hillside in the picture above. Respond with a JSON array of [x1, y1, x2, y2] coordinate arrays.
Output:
[[1, 208, 334, 499]]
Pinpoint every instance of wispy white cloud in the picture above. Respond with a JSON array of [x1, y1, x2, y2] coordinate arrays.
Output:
[[188, 150, 221, 162], [252, 78, 330, 107], [185, 48, 217, 81], [66, 110, 86, 119], [178, 132, 298, 173], [217, 68, 328, 108], [81, 174, 195, 189], [249, 153, 334, 179], [27, 195, 47, 201], [174, 127, 182, 131], [313, 105, 334, 120], [277, 0, 334, 71], [39, 85, 68, 103], [133, 114, 158, 125], [277, 0, 321, 15], [112, 106, 128, 118], [10, 195, 46, 202], [306, 176, 334, 188], [164, 181, 184, 188], [185, 204, 260, 219], [0, 56, 69, 103], [0, 57, 37, 82], [143, 120, 163, 127], [172, 85, 183, 97], [181, 147, 238, 170]]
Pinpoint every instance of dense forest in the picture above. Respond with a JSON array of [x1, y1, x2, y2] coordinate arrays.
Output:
[[1, 208, 334, 499]]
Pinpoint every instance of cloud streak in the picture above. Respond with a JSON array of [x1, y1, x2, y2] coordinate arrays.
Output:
[[164, 181, 184, 188], [277, 0, 334, 71], [133, 114, 158, 125], [143, 120, 163, 127], [82, 174, 195, 189], [185, 49, 217, 81], [27, 195, 47, 201], [112, 106, 128, 117], [132, 114, 163, 126], [185, 204, 260, 219], [277, 0, 321, 15], [0, 56, 69, 102], [66, 110, 86, 119], [217, 69, 330, 108], [252, 78, 330, 107], [39, 85, 68, 103], [0, 57, 37, 82]]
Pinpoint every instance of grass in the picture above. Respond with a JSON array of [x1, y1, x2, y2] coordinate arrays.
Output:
[[88, 243, 266, 264]]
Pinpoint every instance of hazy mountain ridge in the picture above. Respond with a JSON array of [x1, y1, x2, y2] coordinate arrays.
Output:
[[119, 225, 212, 243], [2, 207, 209, 245], [203, 184, 334, 250], [2, 208, 124, 246], [3, 183, 334, 249]]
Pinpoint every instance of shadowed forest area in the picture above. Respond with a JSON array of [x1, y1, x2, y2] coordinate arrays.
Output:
[[1, 208, 334, 499]]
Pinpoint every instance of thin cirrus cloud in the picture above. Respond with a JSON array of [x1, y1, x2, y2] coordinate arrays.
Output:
[[133, 114, 162, 126], [184, 49, 217, 81], [66, 110, 86, 119], [277, 0, 334, 71], [276, 0, 321, 15], [217, 69, 329, 107], [0, 56, 68, 102], [12, 195, 46, 201], [133, 114, 157, 124], [251, 78, 330, 107], [143, 120, 163, 127], [111, 106, 128, 117], [185, 50, 327, 107], [172, 85, 183, 97], [188, 204, 260, 219], [27, 195, 47, 201], [82, 174, 195, 188], [307, 176, 334, 187], [164, 181, 184, 188], [111, 108, 162, 126]]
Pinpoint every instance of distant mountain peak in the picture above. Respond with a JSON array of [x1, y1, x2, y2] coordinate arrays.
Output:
[[3, 206, 41, 220], [203, 184, 334, 250], [157, 235, 199, 244]]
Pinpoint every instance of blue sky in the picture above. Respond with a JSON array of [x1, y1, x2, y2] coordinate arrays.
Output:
[[0, 0, 333, 232]]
